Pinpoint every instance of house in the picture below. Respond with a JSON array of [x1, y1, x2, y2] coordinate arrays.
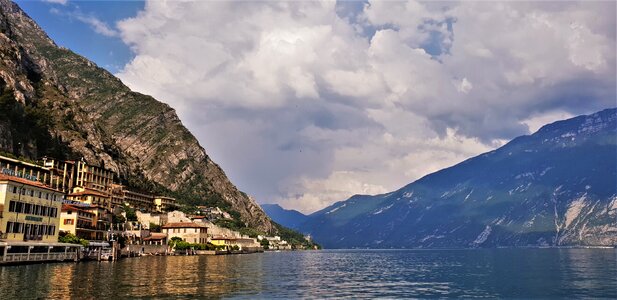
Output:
[[210, 237, 261, 251], [161, 222, 208, 244]]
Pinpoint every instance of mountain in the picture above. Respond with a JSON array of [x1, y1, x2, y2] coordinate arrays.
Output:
[[301, 108, 617, 248], [0, 1, 274, 232], [261, 204, 308, 230]]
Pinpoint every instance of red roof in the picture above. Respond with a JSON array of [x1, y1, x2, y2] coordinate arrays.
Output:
[[0, 174, 59, 192], [144, 233, 167, 240], [62, 204, 95, 216], [162, 222, 208, 229]]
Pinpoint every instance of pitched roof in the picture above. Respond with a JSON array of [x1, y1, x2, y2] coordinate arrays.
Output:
[[144, 232, 167, 240], [162, 222, 208, 229], [61, 204, 95, 215], [0, 174, 59, 192]]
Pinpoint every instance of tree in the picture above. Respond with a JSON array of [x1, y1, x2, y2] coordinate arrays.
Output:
[[260, 239, 270, 250], [58, 232, 88, 247], [112, 214, 126, 224], [149, 222, 161, 233], [123, 204, 137, 221]]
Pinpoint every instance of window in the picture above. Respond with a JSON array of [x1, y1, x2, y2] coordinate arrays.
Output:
[[12, 186, 17, 193], [45, 193, 49, 200], [29, 190, 34, 197], [9, 201, 15, 212], [25, 203, 32, 214], [21, 188, 25, 195], [64, 219, 74, 225], [38, 191, 42, 198]]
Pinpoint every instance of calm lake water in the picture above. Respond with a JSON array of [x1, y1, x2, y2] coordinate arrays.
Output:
[[0, 249, 615, 298]]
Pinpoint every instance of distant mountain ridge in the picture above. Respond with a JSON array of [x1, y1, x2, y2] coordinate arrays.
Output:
[[261, 204, 308, 230], [300, 108, 617, 248]]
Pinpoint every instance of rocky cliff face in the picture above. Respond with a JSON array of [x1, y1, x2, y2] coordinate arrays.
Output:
[[0, 0, 274, 232], [301, 108, 617, 248]]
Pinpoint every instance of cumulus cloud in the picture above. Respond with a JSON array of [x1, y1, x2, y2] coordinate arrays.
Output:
[[116, 1, 616, 213]]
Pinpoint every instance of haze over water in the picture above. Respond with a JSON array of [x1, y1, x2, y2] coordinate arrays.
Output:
[[1, 249, 615, 298]]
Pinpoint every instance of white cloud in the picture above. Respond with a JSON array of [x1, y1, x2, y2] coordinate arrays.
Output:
[[50, 8, 118, 37], [75, 14, 118, 37], [43, 0, 68, 5], [115, 1, 616, 213]]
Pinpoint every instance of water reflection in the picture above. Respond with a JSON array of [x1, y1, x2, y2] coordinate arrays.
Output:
[[0, 249, 614, 298]]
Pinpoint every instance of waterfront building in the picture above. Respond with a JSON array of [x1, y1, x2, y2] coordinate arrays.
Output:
[[210, 237, 261, 251], [59, 204, 102, 240], [0, 174, 64, 242], [258, 235, 292, 250], [154, 196, 177, 212], [143, 232, 167, 245], [82, 205, 112, 241], [162, 222, 208, 244]]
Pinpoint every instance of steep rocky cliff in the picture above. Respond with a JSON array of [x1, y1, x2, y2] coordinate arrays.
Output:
[[301, 108, 617, 248], [0, 0, 274, 232]]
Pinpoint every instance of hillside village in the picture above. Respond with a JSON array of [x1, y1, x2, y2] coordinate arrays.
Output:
[[0, 153, 300, 263]]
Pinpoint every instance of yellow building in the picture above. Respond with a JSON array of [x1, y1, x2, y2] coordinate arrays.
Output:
[[67, 188, 112, 211], [162, 222, 208, 244], [60, 204, 99, 240], [74, 159, 114, 193], [0, 174, 64, 242], [154, 196, 178, 212]]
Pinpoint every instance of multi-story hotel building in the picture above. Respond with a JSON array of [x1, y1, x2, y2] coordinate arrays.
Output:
[[74, 159, 114, 193], [0, 174, 64, 242], [124, 189, 155, 212], [41, 157, 75, 193]]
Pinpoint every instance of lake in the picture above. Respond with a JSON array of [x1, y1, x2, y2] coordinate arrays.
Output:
[[0, 249, 615, 298]]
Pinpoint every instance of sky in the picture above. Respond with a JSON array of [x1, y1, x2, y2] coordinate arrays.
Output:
[[17, 0, 617, 214]]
